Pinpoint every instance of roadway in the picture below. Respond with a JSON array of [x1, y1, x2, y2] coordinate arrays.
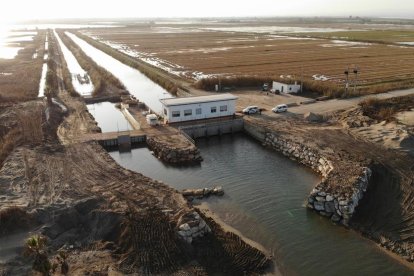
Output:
[[289, 87, 414, 115]]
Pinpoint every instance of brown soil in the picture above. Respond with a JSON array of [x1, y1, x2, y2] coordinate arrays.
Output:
[[0, 29, 272, 275]]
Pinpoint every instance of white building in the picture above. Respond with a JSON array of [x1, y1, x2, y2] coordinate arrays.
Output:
[[272, 81, 301, 93], [160, 93, 238, 123]]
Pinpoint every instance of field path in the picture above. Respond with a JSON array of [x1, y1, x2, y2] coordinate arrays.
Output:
[[288, 88, 414, 115]]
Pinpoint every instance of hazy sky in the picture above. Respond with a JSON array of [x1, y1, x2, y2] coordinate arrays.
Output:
[[1, 0, 414, 22]]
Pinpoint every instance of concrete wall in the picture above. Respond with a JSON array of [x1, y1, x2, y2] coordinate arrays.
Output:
[[180, 119, 244, 139], [163, 99, 236, 123]]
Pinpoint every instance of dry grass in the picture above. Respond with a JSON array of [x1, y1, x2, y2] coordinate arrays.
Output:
[[74, 31, 178, 95], [360, 94, 414, 121], [0, 30, 46, 101], [16, 103, 44, 144], [86, 26, 414, 97], [0, 127, 20, 166], [47, 31, 77, 97]]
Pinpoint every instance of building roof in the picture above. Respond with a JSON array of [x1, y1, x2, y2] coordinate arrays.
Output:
[[160, 93, 238, 107]]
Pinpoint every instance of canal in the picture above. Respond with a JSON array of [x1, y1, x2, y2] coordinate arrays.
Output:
[[63, 30, 413, 275], [109, 134, 413, 275], [66, 32, 173, 113]]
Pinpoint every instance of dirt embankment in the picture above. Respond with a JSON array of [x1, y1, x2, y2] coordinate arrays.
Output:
[[1, 54, 271, 275], [245, 114, 414, 264], [0, 138, 271, 275]]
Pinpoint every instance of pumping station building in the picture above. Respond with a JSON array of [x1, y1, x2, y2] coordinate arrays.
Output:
[[160, 93, 238, 123]]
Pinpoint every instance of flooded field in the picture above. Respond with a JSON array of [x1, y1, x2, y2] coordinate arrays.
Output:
[[84, 22, 414, 88]]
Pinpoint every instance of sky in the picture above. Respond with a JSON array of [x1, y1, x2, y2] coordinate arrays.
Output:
[[1, 0, 413, 23]]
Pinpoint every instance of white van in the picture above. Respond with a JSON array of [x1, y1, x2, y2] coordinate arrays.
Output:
[[272, 104, 288, 113]]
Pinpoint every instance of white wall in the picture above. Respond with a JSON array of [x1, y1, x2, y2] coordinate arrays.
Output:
[[162, 99, 236, 123], [272, 81, 301, 93]]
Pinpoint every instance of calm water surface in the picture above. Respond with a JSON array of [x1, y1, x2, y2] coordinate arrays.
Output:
[[53, 31, 94, 96], [109, 134, 413, 275], [87, 102, 132, 132], [66, 32, 173, 113]]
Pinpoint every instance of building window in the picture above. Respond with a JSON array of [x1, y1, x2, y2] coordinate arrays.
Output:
[[184, 109, 192, 116], [211, 106, 217, 113], [196, 108, 202, 115], [164, 108, 167, 115], [172, 111, 180, 117], [220, 105, 227, 112]]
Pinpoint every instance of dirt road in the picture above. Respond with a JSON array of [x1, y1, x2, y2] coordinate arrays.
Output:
[[288, 88, 414, 115]]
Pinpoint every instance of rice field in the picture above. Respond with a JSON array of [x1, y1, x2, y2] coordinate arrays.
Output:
[[0, 30, 46, 101], [84, 21, 414, 94]]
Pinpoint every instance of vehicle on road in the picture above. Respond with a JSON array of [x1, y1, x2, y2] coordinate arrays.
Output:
[[243, 106, 260, 114], [272, 104, 288, 113]]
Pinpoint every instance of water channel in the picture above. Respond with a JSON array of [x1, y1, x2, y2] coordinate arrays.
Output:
[[62, 31, 413, 275], [53, 31, 94, 96], [109, 134, 412, 275], [66, 32, 173, 113], [87, 102, 132, 132], [38, 35, 48, 98]]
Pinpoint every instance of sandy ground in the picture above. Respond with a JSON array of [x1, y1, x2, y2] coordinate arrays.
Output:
[[233, 89, 309, 112], [397, 109, 414, 126], [351, 121, 414, 155]]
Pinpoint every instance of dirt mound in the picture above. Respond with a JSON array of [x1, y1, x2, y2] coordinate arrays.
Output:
[[0, 207, 37, 237], [304, 112, 324, 122]]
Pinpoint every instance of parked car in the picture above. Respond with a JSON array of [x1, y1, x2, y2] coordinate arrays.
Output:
[[262, 83, 269, 91], [242, 106, 260, 114], [272, 104, 288, 113]]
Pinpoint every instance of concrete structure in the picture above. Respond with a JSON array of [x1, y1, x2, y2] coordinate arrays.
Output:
[[272, 81, 301, 93], [179, 118, 244, 139], [160, 94, 238, 123], [146, 114, 159, 126]]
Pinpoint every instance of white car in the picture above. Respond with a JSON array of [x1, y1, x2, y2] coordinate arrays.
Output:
[[242, 106, 260, 114], [272, 104, 288, 113]]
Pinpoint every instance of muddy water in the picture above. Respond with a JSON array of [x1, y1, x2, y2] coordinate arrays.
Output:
[[109, 134, 413, 275], [66, 32, 173, 114], [87, 102, 132, 132], [53, 31, 94, 96]]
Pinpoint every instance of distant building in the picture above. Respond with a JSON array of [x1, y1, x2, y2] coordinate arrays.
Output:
[[160, 93, 238, 123], [272, 81, 301, 93]]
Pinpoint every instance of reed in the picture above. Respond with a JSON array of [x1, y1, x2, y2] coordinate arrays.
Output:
[[58, 30, 125, 96], [73, 31, 178, 95]]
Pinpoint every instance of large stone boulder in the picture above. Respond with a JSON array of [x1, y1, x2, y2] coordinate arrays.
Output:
[[304, 112, 324, 122]]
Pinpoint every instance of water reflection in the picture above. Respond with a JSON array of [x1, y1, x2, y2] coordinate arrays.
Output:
[[66, 32, 173, 113], [54, 30, 94, 96], [87, 102, 132, 132], [110, 134, 413, 275]]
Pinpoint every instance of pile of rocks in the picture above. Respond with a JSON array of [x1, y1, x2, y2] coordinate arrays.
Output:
[[308, 168, 371, 224], [146, 136, 202, 164], [177, 211, 212, 244], [182, 186, 224, 200], [264, 133, 333, 178], [264, 132, 372, 225]]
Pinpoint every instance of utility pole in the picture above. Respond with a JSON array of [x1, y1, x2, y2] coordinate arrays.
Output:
[[344, 67, 349, 96], [300, 67, 303, 94], [353, 67, 359, 95]]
